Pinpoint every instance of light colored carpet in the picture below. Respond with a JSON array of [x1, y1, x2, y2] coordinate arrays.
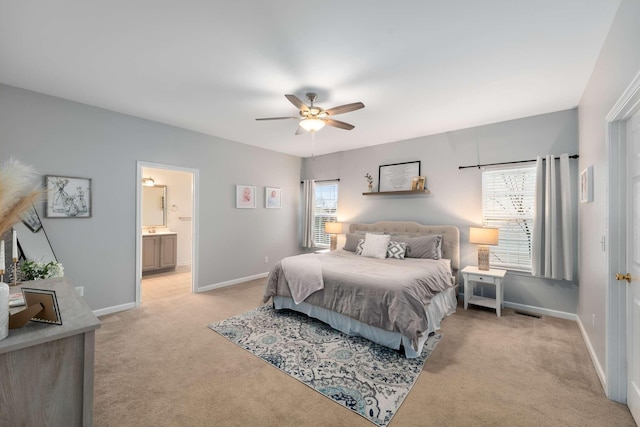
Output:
[[94, 279, 635, 426], [209, 305, 441, 426]]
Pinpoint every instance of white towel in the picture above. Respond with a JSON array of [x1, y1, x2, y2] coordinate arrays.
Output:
[[281, 254, 324, 304]]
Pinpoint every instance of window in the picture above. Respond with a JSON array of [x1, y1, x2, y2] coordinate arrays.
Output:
[[482, 166, 536, 271], [314, 181, 338, 247]]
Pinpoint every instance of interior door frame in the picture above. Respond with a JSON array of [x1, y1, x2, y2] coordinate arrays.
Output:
[[135, 161, 200, 305], [606, 69, 640, 402]]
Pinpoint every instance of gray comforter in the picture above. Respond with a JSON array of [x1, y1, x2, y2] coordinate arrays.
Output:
[[263, 250, 454, 348]]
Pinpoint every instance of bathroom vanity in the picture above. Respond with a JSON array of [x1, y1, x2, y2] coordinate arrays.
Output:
[[142, 232, 177, 274]]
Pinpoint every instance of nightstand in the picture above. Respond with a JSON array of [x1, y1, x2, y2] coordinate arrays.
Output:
[[461, 266, 507, 317]]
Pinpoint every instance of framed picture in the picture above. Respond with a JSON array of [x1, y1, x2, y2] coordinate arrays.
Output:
[[21, 204, 42, 233], [580, 166, 593, 203], [236, 185, 256, 208], [378, 161, 421, 192], [21, 287, 63, 325], [45, 175, 92, 218], [411, 176, 426, 191], [265, 187, 282, 208]]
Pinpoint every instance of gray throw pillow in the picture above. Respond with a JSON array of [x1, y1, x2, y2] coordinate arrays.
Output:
[[343, 233, 362, 252], [395, 235, 442, 259]]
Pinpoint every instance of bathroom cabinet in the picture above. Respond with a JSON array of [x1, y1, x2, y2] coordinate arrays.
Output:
[[142, 233, 177, 274]]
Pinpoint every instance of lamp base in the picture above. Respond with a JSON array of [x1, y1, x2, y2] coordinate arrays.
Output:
[[477, 245, 490, 271], [329, 235, 337, 251]]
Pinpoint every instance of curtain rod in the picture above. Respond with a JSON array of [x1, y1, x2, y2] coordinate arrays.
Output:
[[299, 178, 341, 184], [458, 154, 579, 170]]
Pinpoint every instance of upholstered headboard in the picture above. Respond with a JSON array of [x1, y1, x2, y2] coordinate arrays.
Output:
[[349, 221, 460, 284]]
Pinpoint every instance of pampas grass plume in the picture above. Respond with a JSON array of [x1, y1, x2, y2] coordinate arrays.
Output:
[[0, 158, 42, 236]]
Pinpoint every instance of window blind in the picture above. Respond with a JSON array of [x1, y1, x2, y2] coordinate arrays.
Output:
[[314, 181, 338, 247], [482, 166, 536, 271]]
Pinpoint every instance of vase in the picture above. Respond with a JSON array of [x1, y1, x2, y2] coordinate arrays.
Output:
[[368, 183, 373, 192], [0, 281, 8, 340]]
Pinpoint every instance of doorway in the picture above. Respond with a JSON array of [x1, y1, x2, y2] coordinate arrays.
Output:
[[136, 161, 199, 304], [606, 70, 640, 423]]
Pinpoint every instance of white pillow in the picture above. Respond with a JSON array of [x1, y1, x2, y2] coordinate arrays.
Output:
[[360, 233, 391, 259]]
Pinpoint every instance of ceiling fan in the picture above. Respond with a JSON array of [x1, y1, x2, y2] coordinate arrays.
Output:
[[256, 93, 365, 134]]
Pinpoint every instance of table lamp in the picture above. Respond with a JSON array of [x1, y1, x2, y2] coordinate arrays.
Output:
[[324, 222, 343, 251], [469, 226, 499, 270]]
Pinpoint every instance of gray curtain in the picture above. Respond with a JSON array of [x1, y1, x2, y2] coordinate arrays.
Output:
[[532, 153, 573, 280], [302, 179, 315, 248]]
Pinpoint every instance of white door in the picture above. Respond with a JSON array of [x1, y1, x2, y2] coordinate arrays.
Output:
[[626, 110, 640, 424]]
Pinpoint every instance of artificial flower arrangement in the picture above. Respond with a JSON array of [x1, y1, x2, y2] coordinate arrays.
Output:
[[365, 173, 374, 191], [20, 260, 64, 281]]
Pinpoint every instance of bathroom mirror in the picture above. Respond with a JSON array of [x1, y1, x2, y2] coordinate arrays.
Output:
[[142, 185, 167, 227]]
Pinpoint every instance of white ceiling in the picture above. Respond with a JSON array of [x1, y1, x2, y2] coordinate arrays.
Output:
[[0, 1, 620, 158]]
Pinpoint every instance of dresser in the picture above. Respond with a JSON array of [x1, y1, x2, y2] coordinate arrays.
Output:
[[0, 278, 101, 426]]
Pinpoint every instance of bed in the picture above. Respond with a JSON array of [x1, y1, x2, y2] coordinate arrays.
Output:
[[263, 221, 460, 358]]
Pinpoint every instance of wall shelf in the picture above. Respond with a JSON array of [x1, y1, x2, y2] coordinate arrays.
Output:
[[362, 189, 431, 196]]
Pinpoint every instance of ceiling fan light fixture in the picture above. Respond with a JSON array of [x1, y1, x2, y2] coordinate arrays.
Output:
[[300, 118, 325, 132]]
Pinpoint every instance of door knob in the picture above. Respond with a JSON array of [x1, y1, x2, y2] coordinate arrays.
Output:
[[615, 273, 631, 283]]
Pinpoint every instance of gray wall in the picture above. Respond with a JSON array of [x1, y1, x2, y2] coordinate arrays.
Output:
[[577, 0, 640, 375], [0, 84, 302, 311], [303, 109, 579, 314]]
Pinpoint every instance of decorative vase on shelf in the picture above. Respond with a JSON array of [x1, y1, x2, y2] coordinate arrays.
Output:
[[0, 281, 8, 340], [368, 183, 373, 192]]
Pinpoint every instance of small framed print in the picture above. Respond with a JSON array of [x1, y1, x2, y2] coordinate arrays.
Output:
[[45, 175, 91, 218], [265, 187, 282, 209], [21, 288, 63, 325], [21, 204, 43, 233], [236, 185, 256, 209], [580, 166, 593, 203]]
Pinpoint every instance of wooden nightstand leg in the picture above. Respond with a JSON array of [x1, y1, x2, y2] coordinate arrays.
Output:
[[496, 281, 502, 317], [463, 276, 469, 309]]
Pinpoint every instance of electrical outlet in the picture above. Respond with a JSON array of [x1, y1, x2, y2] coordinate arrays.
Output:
[[264, 256, 269, 264], [76, 286, 84, 296]]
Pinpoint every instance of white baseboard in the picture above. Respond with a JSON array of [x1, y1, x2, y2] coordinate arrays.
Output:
[[197, 272, 269, 293], [576, 315, 607, 391], [93, 302, 137, 318], [502, 301, 577, 321], [177, 261, 192, 267], [458, 292, 576, 320]]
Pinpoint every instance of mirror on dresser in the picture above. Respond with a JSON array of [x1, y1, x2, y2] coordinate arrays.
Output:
[[1, 205, 57, 277], [142, 185, 167, 228]]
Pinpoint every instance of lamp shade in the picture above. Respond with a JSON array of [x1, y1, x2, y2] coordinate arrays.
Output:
[[469, 226, 499, 245], [324, 222, 343, 234], [299, 118, 326, 132]]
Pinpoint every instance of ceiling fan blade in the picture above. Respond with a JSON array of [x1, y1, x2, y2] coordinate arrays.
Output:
[[324, 102, 365, 116], [285, 94, 309, 112], [295, 125, 304, 135], [255, 117, 299, 121], [325, 118, 355, 130]]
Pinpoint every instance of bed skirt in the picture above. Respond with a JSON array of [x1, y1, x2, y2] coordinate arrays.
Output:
[[272, 286, 457, 358]]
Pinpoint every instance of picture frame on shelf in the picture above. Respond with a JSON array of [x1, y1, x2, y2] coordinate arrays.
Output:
[[265, 187, 282, 209], [411, 176, 426, 191], [45, 175, 92, 218], [378, 161, 421, 192], [236, 185, 256, 209]]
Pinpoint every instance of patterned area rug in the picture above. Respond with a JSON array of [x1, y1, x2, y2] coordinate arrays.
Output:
[[208, 305, 440, 426]]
